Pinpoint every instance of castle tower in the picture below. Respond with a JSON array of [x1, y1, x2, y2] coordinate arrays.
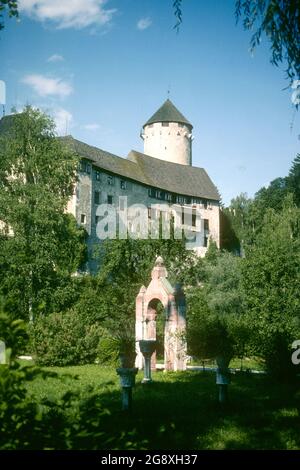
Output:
[[141, 99, 193, 166]]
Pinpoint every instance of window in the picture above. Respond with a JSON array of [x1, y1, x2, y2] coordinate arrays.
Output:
[[107, 175, 114, 185], [80, 214, 86, 224], [203, 199, 208, 209], [120, 180, 127, 190], [162, 122, 169, 127], [155, 190, 165, 200], [107, 195, 113, 204], [148, 188, 155, 198], [80, 161, 91, 174], [177, 195, 186, 205], [204, 236, 208, 247], [94, 190, 100, 205], [165, 193, 173, 202], [192, 210, 197, 227], [95, 171, 101, 181], [95, 215, 100, 225], [204, 219, 209, 231]]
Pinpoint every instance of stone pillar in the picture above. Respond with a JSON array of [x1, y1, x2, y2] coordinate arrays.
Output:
[[135, 285, 146, 370]]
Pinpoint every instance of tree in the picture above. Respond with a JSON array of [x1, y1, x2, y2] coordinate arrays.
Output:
[[242, 195, 300, 379], [0, 106, 86, 321], [174, 1, 300, 83], [0, 0, 18, 31], [235, 0, 300, 82], [187, 250, 248, 362], [287, 153, 300, 206]]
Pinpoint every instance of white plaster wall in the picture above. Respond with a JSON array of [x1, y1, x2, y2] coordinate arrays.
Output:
[[143, 122, 192, 166]]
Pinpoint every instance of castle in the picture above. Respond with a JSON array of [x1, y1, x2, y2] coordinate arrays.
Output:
[[63, 99, 221, 269]]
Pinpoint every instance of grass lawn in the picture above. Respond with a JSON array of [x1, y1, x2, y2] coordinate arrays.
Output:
[[23, 361, 300, 450]]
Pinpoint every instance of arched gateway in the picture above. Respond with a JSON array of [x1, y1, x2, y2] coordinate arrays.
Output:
[[135, 256, 187, 371]]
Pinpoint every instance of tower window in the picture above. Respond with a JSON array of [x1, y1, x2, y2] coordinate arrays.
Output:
[[162, 122, 169, 127], [94, 190, 100, 204], [80, 214, 86, 224]]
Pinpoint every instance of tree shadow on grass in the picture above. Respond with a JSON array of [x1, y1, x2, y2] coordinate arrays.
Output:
[[17, 370, 300, 450], [70, 371, 300, 450]]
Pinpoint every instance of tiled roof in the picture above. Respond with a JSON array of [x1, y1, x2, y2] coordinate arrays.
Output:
[[61, 136, 220, 201], [143, 99, 192, 129]]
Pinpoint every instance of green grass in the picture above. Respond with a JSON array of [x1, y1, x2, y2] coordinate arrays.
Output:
[[23, 362, 300, 450]]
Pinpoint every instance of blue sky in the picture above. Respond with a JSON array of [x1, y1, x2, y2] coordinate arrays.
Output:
[[1, 0, 299, 205]]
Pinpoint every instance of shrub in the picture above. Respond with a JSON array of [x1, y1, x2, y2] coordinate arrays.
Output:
[[97, 330, 120, 366], [31, 310, 102, 366], [97, 328, 137, 368]]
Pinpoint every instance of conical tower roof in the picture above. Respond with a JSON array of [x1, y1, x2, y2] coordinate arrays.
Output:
[[143, 99, 192, 129]]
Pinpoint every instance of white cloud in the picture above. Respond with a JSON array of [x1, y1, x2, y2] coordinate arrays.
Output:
[[19, 0, 117, 29], [53, 108, 73, 135], [22, 74, 73, 98], [47, 54, 64, 63], [83, 123, 100, 131], [137, 17, 152, 31]]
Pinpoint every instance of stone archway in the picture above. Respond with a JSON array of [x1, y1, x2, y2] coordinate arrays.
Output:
[[135, 256, 187, 371]]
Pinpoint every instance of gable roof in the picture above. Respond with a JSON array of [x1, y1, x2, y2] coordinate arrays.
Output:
[[143, 99, 192, 129], [61, 136, 220, 201]]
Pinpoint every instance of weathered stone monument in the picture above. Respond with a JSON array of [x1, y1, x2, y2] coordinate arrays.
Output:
[[135, 256, 187, 371]]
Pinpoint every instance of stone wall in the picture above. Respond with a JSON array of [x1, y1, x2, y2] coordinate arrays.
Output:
[[143, 122, 192, 166], [73, 163, 220, 271]]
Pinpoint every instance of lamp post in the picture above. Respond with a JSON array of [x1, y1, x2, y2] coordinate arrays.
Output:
[[139, 340, 156, 384]]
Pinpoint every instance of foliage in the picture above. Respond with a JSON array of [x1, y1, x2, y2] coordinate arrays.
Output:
[[235, 0, 300, 82], [97, 331, 120, 366], [187, 250, 248, 361], [242, 195, 300, 379], [0, 107, 86, 321], [30, 309, 102, 367], [173, 1, 300, 87], [288, 153, 300, 206], [0, 0, 18, 31], [0, 314, 141, 450]]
